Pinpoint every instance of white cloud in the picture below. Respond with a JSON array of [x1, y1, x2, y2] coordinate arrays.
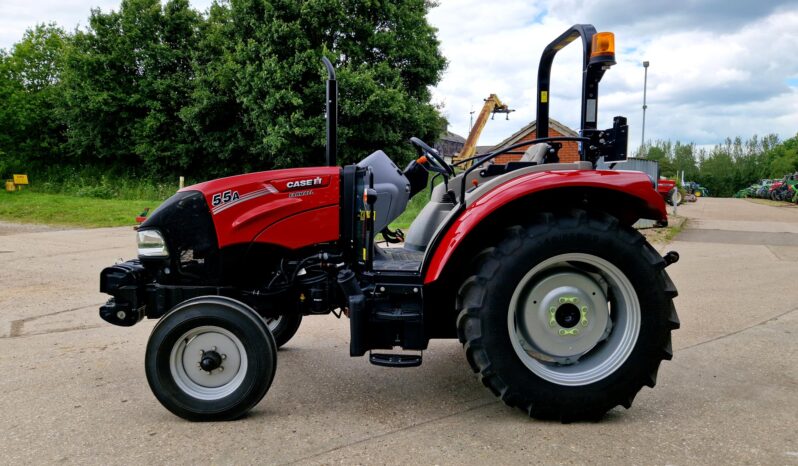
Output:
[[429, 0, 798, 150], [2, 0, 797, 151], [0, 0, 215, 50]]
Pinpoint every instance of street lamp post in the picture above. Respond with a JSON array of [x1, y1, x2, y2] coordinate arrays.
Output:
[[641, 60, 649, 156]]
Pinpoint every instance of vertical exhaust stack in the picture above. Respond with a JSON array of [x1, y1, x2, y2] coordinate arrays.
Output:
[[322, 57, 337, 167]]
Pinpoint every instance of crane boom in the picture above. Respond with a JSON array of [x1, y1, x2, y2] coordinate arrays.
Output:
[[454, 94, 514, 167]]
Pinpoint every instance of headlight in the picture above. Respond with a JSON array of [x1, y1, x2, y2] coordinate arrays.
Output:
[[137, 229, 169, 258]]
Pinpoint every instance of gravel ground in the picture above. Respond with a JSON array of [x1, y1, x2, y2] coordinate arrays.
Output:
[[1, 198, 797, 465]]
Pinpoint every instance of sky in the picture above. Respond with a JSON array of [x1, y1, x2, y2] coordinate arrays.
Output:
[[2, 0, 797, 151]]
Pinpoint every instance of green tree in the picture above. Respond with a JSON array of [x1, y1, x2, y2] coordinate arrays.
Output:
[[0, 24, 69, 171], [672, 142, 698, 180], [182, 0, 447, 174], [766, 135, 798, 178], [698, 147, 736, 196], [642, 141, 673, 176], [62, 0, 201, 174], [179, 1, 254, 176]]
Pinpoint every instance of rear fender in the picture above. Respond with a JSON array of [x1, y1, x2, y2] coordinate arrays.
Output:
[[422, 169, 666, 285]]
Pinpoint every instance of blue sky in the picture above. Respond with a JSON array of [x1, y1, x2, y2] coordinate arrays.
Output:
[[2, 0, 797, 151]]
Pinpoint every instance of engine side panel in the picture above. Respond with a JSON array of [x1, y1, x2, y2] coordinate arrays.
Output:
[[252, 205, 340, 249], [422, 169, 667, 284], [184, 167, 340, 249]]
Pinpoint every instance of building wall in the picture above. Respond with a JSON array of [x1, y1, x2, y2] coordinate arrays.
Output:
[[494, 127, 580, 164], [434, 139, 465, 161]]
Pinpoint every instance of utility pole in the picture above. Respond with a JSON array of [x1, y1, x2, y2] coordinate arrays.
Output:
[[469, 107, 475, 132], [641, 60, 649, 156]]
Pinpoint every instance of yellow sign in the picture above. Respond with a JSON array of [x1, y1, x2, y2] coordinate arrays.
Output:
[[13, 174, 29, 185], [540, 91, 548, 103]]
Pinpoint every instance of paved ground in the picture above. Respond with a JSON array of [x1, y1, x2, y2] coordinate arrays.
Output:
[[1, 198, 797, 465]]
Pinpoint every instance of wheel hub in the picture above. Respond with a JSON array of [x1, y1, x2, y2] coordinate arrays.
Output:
[[508, 253, 642, 386], [516, 268, 611, 364], [553, 301, 583, 329], [171, 327, 245, 395], [199, 349, 224, 372]]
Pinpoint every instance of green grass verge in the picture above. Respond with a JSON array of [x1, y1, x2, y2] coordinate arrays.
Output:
[[389, 191, 430, 231], [745, 198, 797, 208], [0, 190, 162, 228]]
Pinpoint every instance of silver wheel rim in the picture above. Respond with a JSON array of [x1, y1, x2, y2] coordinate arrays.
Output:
[[169, 325, 248, 400], [265, 316, 282, 333], [507, 253, 640, 386]]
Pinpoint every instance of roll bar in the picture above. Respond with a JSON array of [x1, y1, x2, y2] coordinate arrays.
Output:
[[535, 24, 617, 161]]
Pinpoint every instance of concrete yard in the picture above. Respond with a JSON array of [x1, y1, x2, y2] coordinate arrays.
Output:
[[1, 198, 797, 464]]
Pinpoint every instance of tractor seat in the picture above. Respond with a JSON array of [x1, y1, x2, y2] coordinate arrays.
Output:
[[519, 143, 550, 163], [373, 245, 423, 272]]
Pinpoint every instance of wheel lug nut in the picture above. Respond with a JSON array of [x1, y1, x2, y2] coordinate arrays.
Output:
[[211, 346, 217, 351], [219, 366, 224, 372], [221, 354, 227, 360]]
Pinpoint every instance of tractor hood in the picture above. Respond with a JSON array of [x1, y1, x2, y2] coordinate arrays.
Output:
[[182, 166, 341, 249]]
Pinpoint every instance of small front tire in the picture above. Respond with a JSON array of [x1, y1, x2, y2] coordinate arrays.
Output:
[[145, 296, 277, 421]]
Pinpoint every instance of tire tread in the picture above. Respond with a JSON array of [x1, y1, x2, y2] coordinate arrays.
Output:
[[456, 210, 680, 421]]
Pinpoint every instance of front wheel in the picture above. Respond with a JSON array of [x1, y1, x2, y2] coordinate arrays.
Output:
[[457, 211, 679, 421], [145, 296, 277, 421], [265, 313, 302, 348]]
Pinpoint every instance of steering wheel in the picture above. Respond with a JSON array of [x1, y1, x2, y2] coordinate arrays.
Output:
[[409, 137, 454, 176]]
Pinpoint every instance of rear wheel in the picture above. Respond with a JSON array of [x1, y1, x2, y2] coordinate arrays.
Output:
[[456, 211, 679, 421], [265, 313, 302, 348], [145, 296, 277, 421], [665, 188, 682, 206]]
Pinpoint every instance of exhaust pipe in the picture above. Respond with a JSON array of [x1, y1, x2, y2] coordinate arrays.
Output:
[[322, 57, 337, 167]]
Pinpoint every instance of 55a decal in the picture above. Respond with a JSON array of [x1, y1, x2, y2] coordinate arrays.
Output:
[[212, 190, 240, 207]]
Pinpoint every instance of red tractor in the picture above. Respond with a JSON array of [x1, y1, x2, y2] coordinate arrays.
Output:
[[100, 25, 679, 422], [657, 178, 681, 205]]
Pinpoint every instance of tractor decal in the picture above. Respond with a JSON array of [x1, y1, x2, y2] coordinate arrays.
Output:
[[211, 184, 279, 215]]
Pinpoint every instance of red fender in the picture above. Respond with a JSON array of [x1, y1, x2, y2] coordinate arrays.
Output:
[[423, 169, 667, 285]]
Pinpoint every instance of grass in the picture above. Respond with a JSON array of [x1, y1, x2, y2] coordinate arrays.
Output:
[[745, 198, 797, 208], [662, 216, 687, 242], [0, 190, 162, 228], [639, 215, 687, 245], [0, 169, 181, 227], [389, 191, 430, 231]]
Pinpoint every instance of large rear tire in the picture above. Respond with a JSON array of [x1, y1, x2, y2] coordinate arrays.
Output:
[[456, 210, 679, 421], [145, 296, 277, 421]]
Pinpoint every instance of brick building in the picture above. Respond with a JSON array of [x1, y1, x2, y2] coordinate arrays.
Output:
[[478, 118, 580, 165]]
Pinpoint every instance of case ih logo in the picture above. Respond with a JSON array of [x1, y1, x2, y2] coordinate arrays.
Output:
[[286, 177, 323, 189], [271, 175, 330, 192]]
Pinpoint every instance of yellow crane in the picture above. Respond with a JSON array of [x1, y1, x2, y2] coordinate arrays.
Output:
[[453, 94, 514, 167]]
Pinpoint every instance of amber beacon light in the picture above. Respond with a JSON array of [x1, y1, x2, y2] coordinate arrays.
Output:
[[590, 32, 616, 65]]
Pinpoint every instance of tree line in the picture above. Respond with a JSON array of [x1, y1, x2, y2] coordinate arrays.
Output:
[[638, 134, 798, 197], [3, 0, 795, 197], [0, 0, 447, 181]]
